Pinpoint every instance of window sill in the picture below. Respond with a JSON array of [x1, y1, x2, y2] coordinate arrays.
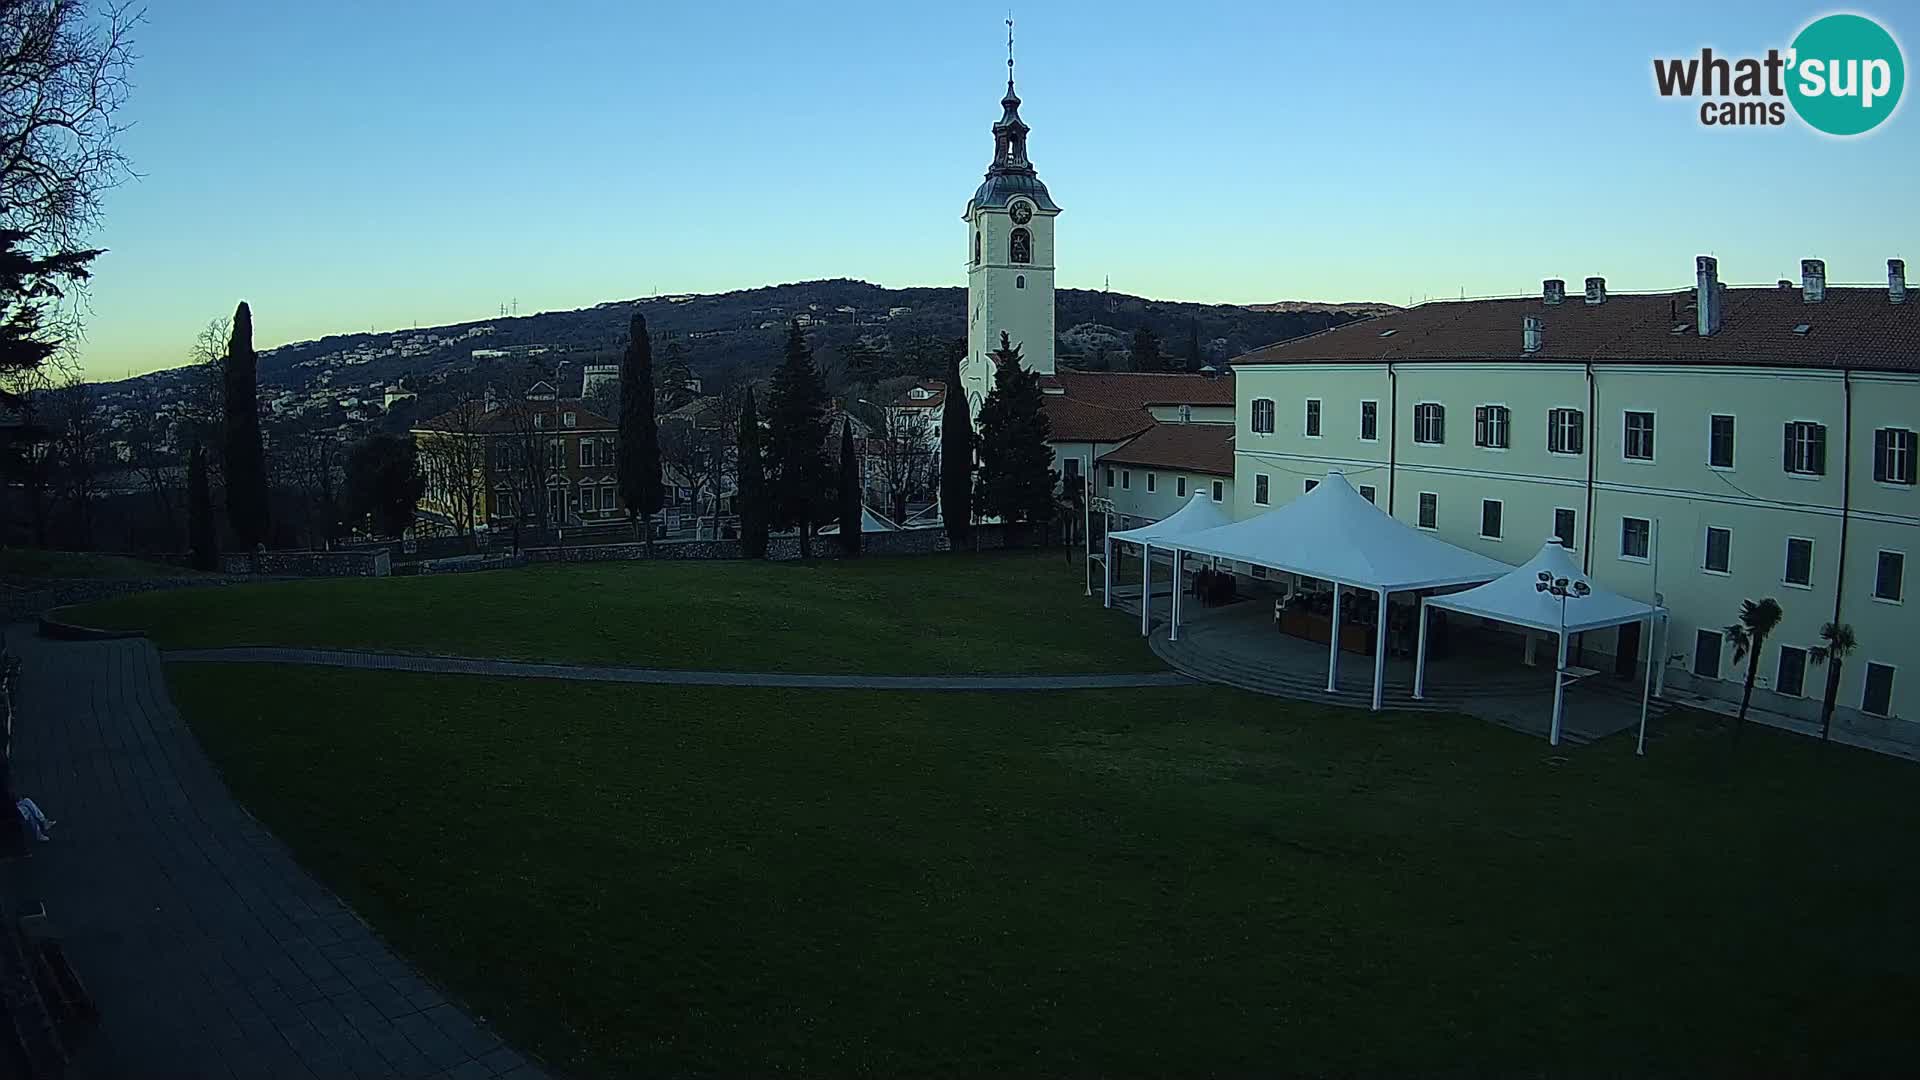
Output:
[[1702, 567, 1731, 577], [1621, 456, 1656, 465], [1871, 594, 1904, 606], [1784, 471, 1826, 481], [1708, 463, 1736, 472], [1547, 449, 1584, 458], [1782, 580, 1815, 590], [1619, 554, 1651, 564]]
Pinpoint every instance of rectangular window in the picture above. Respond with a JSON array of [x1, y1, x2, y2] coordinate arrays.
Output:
[[1480, 499, 1503, 539], [1175, 476, 1187, 498], [1783, 421, 1827, 476], [1105, 467, 1114, 487], [1360, 401, 1378, 441], [1414, 403, 1445, 444], [1063, 458, 1081, 482], [1693, 629, 1723, 680], [1255, 474, 1270, 505], [1776, 645, 1808, 698], [1704, 526, 1732, 574], [1304, 399, 1322, 437], [1862, 662, 1895, 717], [599, 438, 616, 467], [1474, 405, 1511, 449], [1709, 414, 1736, 469], [1417, 492, 1438, 530], [1548, 408, 1584, 455], [1211, 479, 1224, 502], [1359, 484, 1377, 504], [1146, 472, 1156, 493], [580, 439, 593, 467], [600, 484, 616, 511], [1624, 411, 1655, 460], [1875, 427, 1916, 484], [1251, 398, 1275, 434], [1784, 537, 1814, 586], [1304, 479, 1319, 494], [1621, 516, 1651, 560], [1121, 470, 1131, 490], [1553, 508, 1577, 549], [1875, 550, 1905, 602]]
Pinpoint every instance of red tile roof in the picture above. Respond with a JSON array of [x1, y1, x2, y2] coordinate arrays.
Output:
[[1234, 286, 1920, 372], [1050, 369, 1236, 407], [1096, 422, 1235, 476], [1042, 397, 1156, 443]]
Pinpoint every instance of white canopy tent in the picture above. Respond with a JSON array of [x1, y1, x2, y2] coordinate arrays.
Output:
[[1420, 539, 1667, 747], [818, 505, 902, 535], [1165, 473, 1511, 711], [1105, 492, 1235, 636]]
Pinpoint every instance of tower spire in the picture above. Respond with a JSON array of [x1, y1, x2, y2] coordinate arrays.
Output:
[[1007, 13, 1015, 91], [989, 16, 1033, 177]]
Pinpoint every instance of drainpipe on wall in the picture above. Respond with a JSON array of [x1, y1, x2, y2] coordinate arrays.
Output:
[[1582, 361, 1596, 576], [1386, 363, 1398, 515], [1833, 370, 1853, 628]]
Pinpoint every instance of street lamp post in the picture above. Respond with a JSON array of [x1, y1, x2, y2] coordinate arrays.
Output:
[[1535, 570, 1591, 747]]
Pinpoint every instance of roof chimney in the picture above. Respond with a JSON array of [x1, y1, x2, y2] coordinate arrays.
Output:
[[1522, 314, 1544, 354], [1777, 279, 1794, 289], [1801, 258, 1826, 303], [1543, 279, 1565, 305], [1696, 256, 1723, 336], [1584, 276, 1607, 305], [1891, 258, 1908, 304]]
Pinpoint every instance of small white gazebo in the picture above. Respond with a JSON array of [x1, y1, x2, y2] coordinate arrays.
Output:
[[1105, 492, 1234, 636], [1165, 473, 1511, 711], [1419, 539, 1667, 746]]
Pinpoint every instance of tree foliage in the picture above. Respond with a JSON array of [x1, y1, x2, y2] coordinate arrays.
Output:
[[973, 332, 1055, 526], [1807, 621, 1858, 744], [736, 388, 767, 559], [1129, 326, 1163, 373], [1726, 597, 1784, 745], [836, 418, 860, 556], [222, 301, 271, 548], [187, 441, 217, 570], [618, 309, 664, 540], [939, 343, 972, 546], [765, 319, 832, 556], [344, 432, 424, 538]]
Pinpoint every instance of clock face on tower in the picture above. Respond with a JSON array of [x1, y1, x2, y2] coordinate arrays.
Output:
[[1009, 201, 1033, 224]]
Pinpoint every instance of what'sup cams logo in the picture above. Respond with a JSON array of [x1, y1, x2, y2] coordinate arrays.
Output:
[[1654, 12, 1905, 135]]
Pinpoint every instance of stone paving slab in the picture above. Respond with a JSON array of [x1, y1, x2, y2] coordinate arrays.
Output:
[[167, 646, 1193, 691], [2, 626, 549, 1080]]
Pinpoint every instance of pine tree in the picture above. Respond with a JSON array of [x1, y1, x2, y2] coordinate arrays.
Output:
[[736, 389, 768, 559], [1184, 317, 1203, 372], [619, 309, 665, 552], [222, 302, 271, 549], [188, 442, 218, 571], [836, 418, 861, 556], [765, 319, 832, 558], [1130, 326, 1163, 373], [940, 343, 973, 546], [974, 332, 1056, 528]]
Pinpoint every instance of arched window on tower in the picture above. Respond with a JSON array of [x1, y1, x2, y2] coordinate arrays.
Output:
[[1016, 275, 1025, 289], [1010, 227, 1031, 264], [973, 231, 981, 266]]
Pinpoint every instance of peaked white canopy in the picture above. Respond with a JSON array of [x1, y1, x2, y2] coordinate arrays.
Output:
[[1425, 540, 1664, 633], [818, 506, 902, 535], [1169, 472, 1510, 591], [1110, 491, 1233, 546]]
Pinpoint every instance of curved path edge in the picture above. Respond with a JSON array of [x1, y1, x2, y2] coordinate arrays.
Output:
[[167, 646, 1193, 691]]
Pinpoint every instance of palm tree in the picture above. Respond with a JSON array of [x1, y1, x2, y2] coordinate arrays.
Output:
[[1725, 597, 1784, 745], [1807, 621, 1858, 743]]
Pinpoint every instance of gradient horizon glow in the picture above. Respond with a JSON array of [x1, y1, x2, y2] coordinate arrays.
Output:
[[77, 0, 1918, 379]]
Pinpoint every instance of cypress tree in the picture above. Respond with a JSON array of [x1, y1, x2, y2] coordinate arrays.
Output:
[[222, 301, 270, 548], [736, 388, 768, 558], [939, 343, 973, 546], [618, 309, 665, 552], [836, 418, 861, 556], [974, 332, 1056, 528], [1129, 326, 1163, 373], [1184, 317, 1203, 372], [188, 442, 218, 571], [765, 319, 831, 558]]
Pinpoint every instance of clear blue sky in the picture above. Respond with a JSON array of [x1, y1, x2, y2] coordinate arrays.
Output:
[[78, 0, 1918, 378]]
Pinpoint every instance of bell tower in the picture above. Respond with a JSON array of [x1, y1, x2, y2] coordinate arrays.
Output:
[[961, 18, 1059, 427]]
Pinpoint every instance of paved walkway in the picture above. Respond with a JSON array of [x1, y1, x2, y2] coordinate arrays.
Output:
[[2, 627, 548, 1079], [167, 646, 1192, 691]]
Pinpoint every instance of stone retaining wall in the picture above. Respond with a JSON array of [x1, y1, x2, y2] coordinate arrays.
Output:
[[219, 550, 390, 577], [520, 524, 1024, 564]]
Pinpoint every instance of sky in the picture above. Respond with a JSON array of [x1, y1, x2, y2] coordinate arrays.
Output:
[[75, 0, 1919, 380]]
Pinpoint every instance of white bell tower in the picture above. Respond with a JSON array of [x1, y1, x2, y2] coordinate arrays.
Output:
[[961, 20, 1058, 428]]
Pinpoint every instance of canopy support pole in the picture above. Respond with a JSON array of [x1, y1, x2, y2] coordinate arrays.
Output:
[[1140, 543, 1151, 638], [1102, 533, 1113, 609], [1653, 613, 1669, 697], [1371, 588, 1389, 712], [1636, 613, 1655, 756], [1550, 631, 1569, 747], [1327, 582, 1342, 693], [1170, 549, 1182, 642], [1413, 598, 1429, 700]]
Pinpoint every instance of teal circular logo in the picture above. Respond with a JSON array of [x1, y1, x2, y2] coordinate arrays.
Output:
[[1788, 14, 1905, 136]]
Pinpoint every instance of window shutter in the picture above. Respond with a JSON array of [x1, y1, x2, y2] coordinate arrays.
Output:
[[1874, 429, 1889, 483], [1783, 423, 1794, 472], [1813, 426, 1826, 475]]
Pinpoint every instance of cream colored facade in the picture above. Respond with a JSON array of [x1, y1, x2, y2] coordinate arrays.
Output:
[[1097, 463, 1232, 528], [1232, 360, 1919, 728]]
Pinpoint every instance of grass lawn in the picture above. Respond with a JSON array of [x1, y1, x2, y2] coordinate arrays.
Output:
[[0, 549, 204, 578], [64, 551, 1151, 674], [171, 664, 1920, 1076]]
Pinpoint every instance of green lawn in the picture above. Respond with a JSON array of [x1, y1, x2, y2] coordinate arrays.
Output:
[[65, 551, 1150, 674], [171, 664, 1920, 1076], [0, 549, 204, 578]]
